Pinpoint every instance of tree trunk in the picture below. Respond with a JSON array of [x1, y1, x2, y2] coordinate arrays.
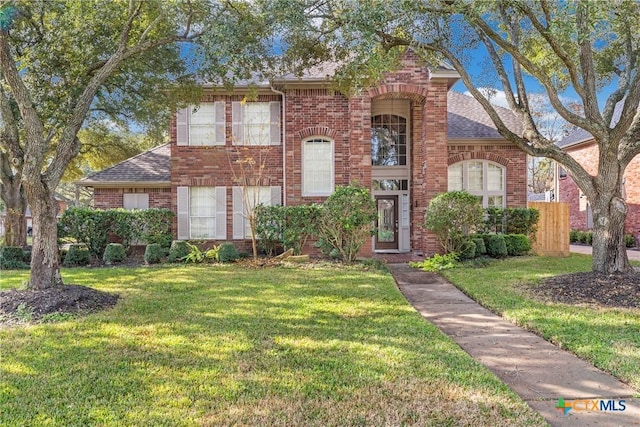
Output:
[[25, 183, 63, 289], [591, 194, 631, 274], [1, 179, 27, 247]]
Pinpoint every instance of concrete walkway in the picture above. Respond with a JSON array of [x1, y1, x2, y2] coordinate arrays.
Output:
[[570, 244, 640, 261], [388, 264, 639, 427]]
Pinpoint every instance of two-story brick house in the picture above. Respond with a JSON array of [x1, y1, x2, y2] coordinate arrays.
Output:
[[79, 52, 526, 257]]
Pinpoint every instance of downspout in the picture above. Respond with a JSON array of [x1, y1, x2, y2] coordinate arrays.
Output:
[[270, 86, 286, 206]]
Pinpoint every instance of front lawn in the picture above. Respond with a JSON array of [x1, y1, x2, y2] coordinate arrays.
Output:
[[0, 264, 544, 426], [442, 254, 640, 391]]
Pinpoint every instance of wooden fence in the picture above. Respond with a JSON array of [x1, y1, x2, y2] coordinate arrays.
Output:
[[529, 202, 570, 257]]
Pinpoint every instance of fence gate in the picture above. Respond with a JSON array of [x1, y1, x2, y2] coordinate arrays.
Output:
[[529, 202, 570, 257]]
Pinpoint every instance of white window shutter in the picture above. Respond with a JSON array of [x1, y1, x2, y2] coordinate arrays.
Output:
[[177, 186, 189, 239], [215, 101, 226, 145], [232, 102, 244, 145], [176, 108, 189, 146], [215, 187, 227, 240], [270, 186, 281, 206], [270, 101, 281, 145], [232, 186, 246, 239]]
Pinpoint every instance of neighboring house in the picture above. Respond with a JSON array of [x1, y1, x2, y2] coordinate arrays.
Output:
[[558, 125, 640, 238], [78, 52, 527, 256]]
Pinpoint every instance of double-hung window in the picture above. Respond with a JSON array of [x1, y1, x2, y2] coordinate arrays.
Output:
[[231, 101, 281, 145]]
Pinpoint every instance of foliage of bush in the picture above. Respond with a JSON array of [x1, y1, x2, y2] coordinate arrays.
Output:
[[409, 253, 459, 272], [569, 230, 579, 243], [182, 243, 220, 264], [255, 204, 322, 256], [424, 191, 484, 254], [472, 237, 486, 255], [58, 207, 174, 257], [144, 243, 164, 264], [459, 239, 476, 260], [624, 233, 636, 248], [482, 234, 508, 258], [0, 246, 29, 269], [63, 244, 91, 267], [503, 234, 531, 256], [168, 240, 190, 262], [483, 207, 539, 235], [103, 243, 126, 264], [218, 242, 240, 263], [314, 183, 377, 263]]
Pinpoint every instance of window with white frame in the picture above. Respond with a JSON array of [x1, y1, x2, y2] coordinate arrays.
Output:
[[231, 101, 281, 145], [244, 103, 271, 146], [242, 186, 272, 238], [448, 161, 506, 207], [123, 193, 149, 210], [302, 137, 334, 196], [190, 187, 217, 238], [189, 102, 225, 146]]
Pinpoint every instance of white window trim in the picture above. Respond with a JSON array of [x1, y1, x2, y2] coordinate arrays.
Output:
[[302, 137, 334, 197], [188, 101, 225, 146], [448, 160, 506, 208], [189, 187, 217, 239]]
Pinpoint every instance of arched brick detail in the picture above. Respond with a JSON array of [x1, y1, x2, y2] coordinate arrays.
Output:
[[296, 126, 339, 139], [367, 83, 427, 104], [447, 152, 511, 167]]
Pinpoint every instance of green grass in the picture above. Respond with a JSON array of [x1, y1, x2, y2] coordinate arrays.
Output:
[[0, 264, 545, 426], [443, 254, 640, 391]]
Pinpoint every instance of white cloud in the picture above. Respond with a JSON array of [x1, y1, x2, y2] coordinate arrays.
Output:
[[464, 87, 511, 108]]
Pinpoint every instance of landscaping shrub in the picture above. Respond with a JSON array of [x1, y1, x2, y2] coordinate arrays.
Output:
[[63, 244, 91, 266], [22, 248, 31, 263], [483, 207, 539, 236], [314, 183, 377, 263], [569, 230, 579, 243], [184, 243, 205, 263], [256, 204, 322, 256], [575, 230, 586, 244], [409, 253, 459, 272], [584, 231, 593, 245], [503, 234, 531, 256], [254, 205, 284, 256], [624, 233, 636, 248], [459, 239, 477, 260], [58, 207, 174, 257], [168, 240, 190, 262], [218, 242, 240, 263], [144, 243, 164, 264], [473, 237, 486, 255], [424, 191, 484, 254], [483, 234, 508, 258], [0, 246, 29, 270], [103, 243, 126, 265]]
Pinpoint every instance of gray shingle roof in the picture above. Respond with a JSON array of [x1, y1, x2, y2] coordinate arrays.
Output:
[[79, 143, 170, 186], [447, 91, 523, 139]]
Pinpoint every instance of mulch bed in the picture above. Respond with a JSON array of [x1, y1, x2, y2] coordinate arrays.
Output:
[[0, 285, 119, 326], [532, 271, 640, 309]]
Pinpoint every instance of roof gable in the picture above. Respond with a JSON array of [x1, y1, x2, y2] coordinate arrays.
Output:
[[447, 91, 523, 139], [79, 143, 170, 185]]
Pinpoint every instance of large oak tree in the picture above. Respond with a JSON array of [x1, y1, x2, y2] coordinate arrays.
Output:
[[258, 0, 640, 273], [0, 0, 270, 288]]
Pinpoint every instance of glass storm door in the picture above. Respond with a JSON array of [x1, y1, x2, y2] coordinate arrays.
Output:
[[375, 196, 399, 250]]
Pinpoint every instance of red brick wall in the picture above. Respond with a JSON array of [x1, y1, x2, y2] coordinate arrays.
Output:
[[94, 187, 171, 209], [559, 142, 640, 238]]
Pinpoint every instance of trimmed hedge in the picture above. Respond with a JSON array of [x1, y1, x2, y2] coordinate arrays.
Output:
[[168, 240, 190, 262], [103, 243, 126, 264], [483, 234, 508, 258], [459, 239, 477, 260], [144, 243, 164, 264], [58, 207, 174, 258], [472, 237, 486, 255], [0, 246, 29, 270], [63, 244, 91, 267], [218, 242, 240, 263], [484, 207, 539, 235], [503, 234, 531, 256]]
